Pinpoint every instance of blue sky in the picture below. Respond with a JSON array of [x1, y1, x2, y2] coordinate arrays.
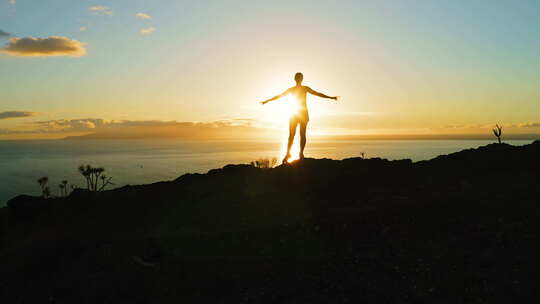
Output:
[[1, 0, 540, 138]]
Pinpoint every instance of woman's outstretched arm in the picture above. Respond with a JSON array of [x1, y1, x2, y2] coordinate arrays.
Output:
[[260, 88, 291, 104], [307, 87, 338, 100]]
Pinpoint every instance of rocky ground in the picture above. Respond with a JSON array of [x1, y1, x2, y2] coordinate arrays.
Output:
[[1, 141, 540, 303]]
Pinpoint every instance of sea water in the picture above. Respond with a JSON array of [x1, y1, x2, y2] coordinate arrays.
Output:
[[0, 139, 533, 205]]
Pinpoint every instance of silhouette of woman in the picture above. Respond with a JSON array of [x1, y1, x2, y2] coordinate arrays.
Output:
[[260, 72, 338, 163]]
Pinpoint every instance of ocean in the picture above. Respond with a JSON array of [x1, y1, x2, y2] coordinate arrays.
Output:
[[0, 138, 533, 205]]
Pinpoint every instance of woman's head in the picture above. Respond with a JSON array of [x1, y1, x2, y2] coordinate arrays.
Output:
[[294, 72, 303, 84]]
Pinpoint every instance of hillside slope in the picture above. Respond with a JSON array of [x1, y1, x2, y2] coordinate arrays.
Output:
[[1, 141, 540, 303]]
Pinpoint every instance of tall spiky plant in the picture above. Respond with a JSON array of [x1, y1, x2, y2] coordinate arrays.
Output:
[[492, 124, 503, 144], [78, 165, 91, 189], [58, 180, 69, 197], [98, 175, 114, 191], [78, 164, 113, 191], [37, 176, 50, 198]]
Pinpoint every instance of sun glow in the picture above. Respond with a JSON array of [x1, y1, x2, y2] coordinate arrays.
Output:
[[283, 95, 300, 118], [258, 94, 303, 163], [280, 136, 301, 163]]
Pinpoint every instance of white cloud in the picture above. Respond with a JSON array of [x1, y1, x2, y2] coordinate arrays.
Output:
[[136, 12, 152, 20], [88, 5, 113, 16], [0, 36, 87, 57], [140, 27, 156, 35], [8, 0, 16, 6], [79, 26, 87, 32]]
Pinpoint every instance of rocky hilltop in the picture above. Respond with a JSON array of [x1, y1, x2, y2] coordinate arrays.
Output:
[[1, 141, 540, 303]]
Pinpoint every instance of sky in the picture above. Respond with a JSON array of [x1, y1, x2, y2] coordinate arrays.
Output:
[[1, 0, 540, 139]]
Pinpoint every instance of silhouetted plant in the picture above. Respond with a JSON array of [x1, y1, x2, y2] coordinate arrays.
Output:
[[98, 175, 114, 191], [78, 164, 114, 191], [78, 165, 91, 189], [37, 176, 51, 198], [58, 180, 70, 197], [493, 124, 503, 144], [250, 157, 278, 169], [43, 186, 51, 199], [360, 152, 365, 159]]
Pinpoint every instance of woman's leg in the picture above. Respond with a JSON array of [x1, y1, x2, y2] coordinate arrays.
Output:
[[299, 121, 307, 159], [284, 118, 298, 163]]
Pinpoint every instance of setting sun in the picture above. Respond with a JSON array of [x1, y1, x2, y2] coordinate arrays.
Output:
[[259, 94, 301, 163]]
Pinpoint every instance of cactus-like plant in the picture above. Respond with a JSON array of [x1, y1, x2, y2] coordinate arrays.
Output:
[[58, 180, 69, 197], [78, 165, 113, 191], [37, 176, 50, 198], [78, 165, 91, 189], [492, 124, 503, 144], [98, 175, 114, 191], [43, 186, 51, 199]]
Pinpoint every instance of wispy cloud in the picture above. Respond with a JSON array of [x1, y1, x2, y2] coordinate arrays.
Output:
[[79, 26, 87, 32], [440, 124, 491, 130], [32, 118, 104, 131], [29, 119, 253, 132], [0, 118, 266, 139], [0, 111, 34, 120], [325, 111, 375, 117], [0, 29, 10, 37], [439, 122, 540, 130], [136, 13, 155, 36], [140, 27, 156, 35], [514, 122, 540, 128], [0, 118, 270, 140], [136, 12, 152, 20], [0, 36, 86, 57], [88, 5, 113, 16], [8, 0, 16, 6]]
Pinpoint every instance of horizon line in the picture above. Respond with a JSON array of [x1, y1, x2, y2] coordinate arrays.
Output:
[[1, 133, 539, 141]]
